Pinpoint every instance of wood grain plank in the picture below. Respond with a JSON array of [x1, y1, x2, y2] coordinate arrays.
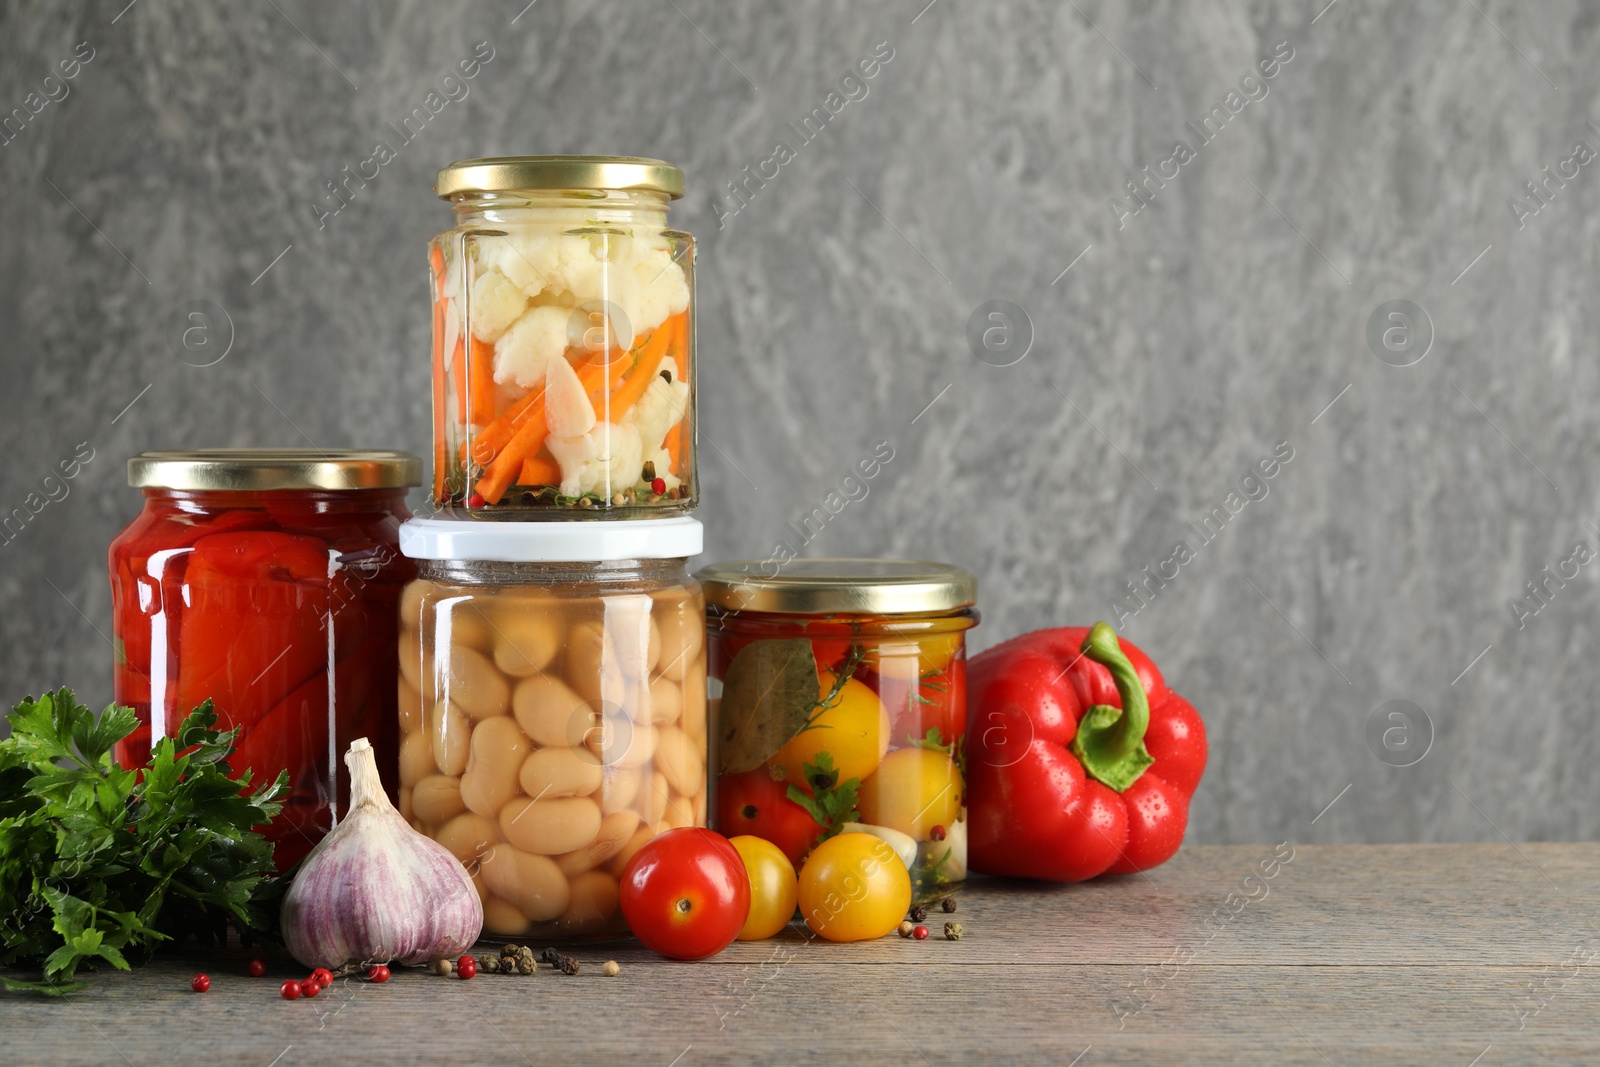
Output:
[[5, 844, 1598, 1065]]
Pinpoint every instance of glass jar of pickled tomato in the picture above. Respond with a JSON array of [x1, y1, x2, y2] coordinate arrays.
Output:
[[396, 516, 707, 941], [109, 449, 421, 870], [430, 156, 695, 519], [698, 560, 978, 904]]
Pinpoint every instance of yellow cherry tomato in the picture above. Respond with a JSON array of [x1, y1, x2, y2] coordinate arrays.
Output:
[[730, 835, 800, 941], [774, 670, 890, 789], [797, 832, 911, 942], [858, 747, 963, 840], [914, 631, 963, 674]]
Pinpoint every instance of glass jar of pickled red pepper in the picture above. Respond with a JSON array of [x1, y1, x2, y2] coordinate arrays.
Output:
[[396, 516, 707, 941], [698, 560, 978, 905], [109, 449, 421, 870], [430, 156, 695, 519]]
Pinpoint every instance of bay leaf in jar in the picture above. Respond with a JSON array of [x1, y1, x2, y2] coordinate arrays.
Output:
[[717, 638, 820, 774]]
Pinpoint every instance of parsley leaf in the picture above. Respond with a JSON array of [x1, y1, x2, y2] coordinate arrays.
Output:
[[785, 751, 861, 842], [0, 689, 287, 995]]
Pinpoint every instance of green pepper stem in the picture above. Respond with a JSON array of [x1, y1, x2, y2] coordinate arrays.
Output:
[[1069, 622, 1155, 793]]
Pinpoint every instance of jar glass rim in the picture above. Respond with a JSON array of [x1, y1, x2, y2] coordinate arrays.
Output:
[[127, 449, 421, 491], [696, 559, 977, 615], [436, 156, 684, 200]]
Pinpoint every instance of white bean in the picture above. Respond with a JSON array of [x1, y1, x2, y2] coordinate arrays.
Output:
[[513, 675, 594, 748], [479, 845, 570, 921], [519, 746, 603, 799], [430, 701, 471, 777], [412, 774, 465, 825], [447, 645, 511, 720], [654, 725, 702, 797], [460, 716, 532, 816], [499, 795, 602, 856]]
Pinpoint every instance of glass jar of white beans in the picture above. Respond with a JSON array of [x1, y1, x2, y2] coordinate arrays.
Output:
[[396, 517, 707, 941]]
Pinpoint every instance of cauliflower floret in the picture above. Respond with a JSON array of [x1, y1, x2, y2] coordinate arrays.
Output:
[[621, 375, 689, 455], [469, 269, 530, 343], [482, 232, 689, 350], [493, 305, 569, 388], [546, 422, 643, 499]]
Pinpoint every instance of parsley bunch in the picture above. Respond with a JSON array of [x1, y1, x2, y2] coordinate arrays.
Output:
[[0, 689, 286, 994]]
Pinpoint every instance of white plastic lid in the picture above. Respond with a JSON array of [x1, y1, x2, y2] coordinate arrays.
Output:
[[399, 516, 703, 563]]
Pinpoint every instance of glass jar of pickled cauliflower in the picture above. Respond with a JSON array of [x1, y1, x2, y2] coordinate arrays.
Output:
[[699, 560, 978, 904], [430, 156, 695, 518], [109, 449, 420, 870], [397, 517, 707, 940]]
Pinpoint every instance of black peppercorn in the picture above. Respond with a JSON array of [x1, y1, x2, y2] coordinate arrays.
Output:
[[909, 905, 928, 923], [941, 898, 958, 913], [559, 955, 579, 975]]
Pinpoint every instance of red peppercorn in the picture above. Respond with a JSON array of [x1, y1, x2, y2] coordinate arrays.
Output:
[[367, 965, 391, 983], [190, 974, 210, 993], [247, 959, 266, 978], [280, 980, 302, 1000], [456, 954, 477, 979], [913, 925, 930, 940], [930, 825, 947, 842], [651, 477, 666, 495], [467, 493, 486, 509], [300, 978, 321, 998], [309, 967, 334, 989]]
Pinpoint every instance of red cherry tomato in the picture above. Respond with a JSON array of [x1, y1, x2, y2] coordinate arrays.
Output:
[[620, 827, 751, 960], [715, 769, 822, 867], [876, 657, 967, 747]]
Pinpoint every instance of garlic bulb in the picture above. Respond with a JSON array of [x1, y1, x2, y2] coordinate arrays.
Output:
[[282, 737, 482, 970]]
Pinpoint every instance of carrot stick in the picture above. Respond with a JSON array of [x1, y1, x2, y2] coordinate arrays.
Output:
[[665, 417, 684, 476], [449, 336, 467, 426], [473, 353, 628, 504], [602, 312, 686, 424], [429, 245, 448, 499], [470, 380, 548, 466], [468, 336, 496, 428], [518, 453, 562, 487]]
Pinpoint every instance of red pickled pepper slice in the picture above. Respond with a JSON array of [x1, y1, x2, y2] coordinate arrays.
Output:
[[174, 531, 332, 738]]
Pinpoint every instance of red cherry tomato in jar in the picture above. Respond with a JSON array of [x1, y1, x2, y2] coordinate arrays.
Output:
[[875, 656, 967, 748], [620, 827, 751, 960], [715, 769, 822, 868]]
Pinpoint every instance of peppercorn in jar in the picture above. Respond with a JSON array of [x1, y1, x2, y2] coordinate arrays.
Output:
[[429, 156, 695, 518], [698, 560, 978, 905]]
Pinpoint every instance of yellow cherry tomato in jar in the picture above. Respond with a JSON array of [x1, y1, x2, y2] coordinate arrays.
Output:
[[730, 835, 800, 941], [774, 670, 890, 790], [796, 832, 911, 942], [914, 631, 964, 674], [857, 747, 963, 840]]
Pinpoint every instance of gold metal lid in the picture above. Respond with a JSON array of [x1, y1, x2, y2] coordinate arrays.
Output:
[[436, 156, 684, 200], [128, 449, 422, 491], [698, 559, 978, 616]]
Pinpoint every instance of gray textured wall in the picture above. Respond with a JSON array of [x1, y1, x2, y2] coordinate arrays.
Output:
[[1, 0, 1594, 847]]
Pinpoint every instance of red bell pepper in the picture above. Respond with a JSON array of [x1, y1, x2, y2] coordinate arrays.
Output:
[[966, 622, 1206, 881]]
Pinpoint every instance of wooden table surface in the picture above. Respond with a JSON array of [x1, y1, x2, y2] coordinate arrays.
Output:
[[7, 843, 1599, 1065]]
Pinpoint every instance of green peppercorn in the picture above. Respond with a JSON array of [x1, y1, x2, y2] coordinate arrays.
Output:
[[944, 922, 964, 941], [477, 955, 500, 974]]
